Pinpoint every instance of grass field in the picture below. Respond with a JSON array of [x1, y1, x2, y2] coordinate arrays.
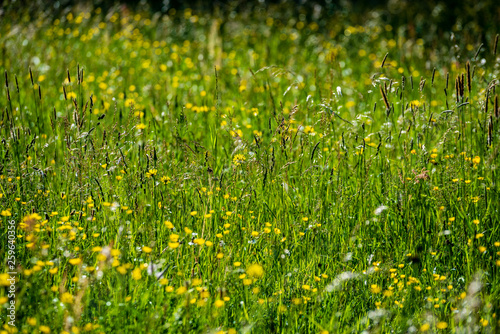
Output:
[[1, 3, 500, 333]]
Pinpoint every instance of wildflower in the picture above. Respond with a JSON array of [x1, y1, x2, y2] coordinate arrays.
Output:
[[232, 154, 246, 166], [131, 267, 142, 280], [1, 209, 12, 216], [436, 322, 448, 329], [61, 292, 74, 304], [39, 326, 51, 333], [303, 126, 315, 135], [420, 323, 430, 331], [169, 242, 179, 249], [69, 258, 82, 265], [247, 264, 264, 278], [370, 284, 382, 293], [382, 289, 393, 297], [214, 300, 225, 308], [142, 246, 152, 253]]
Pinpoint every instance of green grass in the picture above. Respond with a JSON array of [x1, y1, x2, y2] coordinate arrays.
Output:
[[0, 3, 499, 334]]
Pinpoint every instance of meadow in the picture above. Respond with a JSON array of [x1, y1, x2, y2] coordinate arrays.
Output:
[[0, 2, 499, 333]]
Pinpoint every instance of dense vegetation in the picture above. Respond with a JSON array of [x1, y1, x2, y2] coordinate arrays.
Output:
[[0, 2, 499, 333]]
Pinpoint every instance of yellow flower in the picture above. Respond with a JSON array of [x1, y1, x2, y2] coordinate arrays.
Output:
[[169, 242, 180, 249], [212, 299, 224, 308], [370, 284, 382, 293], [61, 292, 74, 304], [232, 154, 246, 166], [436, 321, 448, 329], [1, 209, 12, 216], [142, 246, 152, 253], [420, 323, 430, 331], [472, 156, 480, 164], [69, 258, 82, 265], [136, 123, 146, 130], [246, 263, 264, 278], [193, 238, 205, 245], [39, 326, 51, 333], [131, 267, 142, 280]]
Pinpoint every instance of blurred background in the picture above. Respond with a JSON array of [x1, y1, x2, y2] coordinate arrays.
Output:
[[2, 0, 499, 47]]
